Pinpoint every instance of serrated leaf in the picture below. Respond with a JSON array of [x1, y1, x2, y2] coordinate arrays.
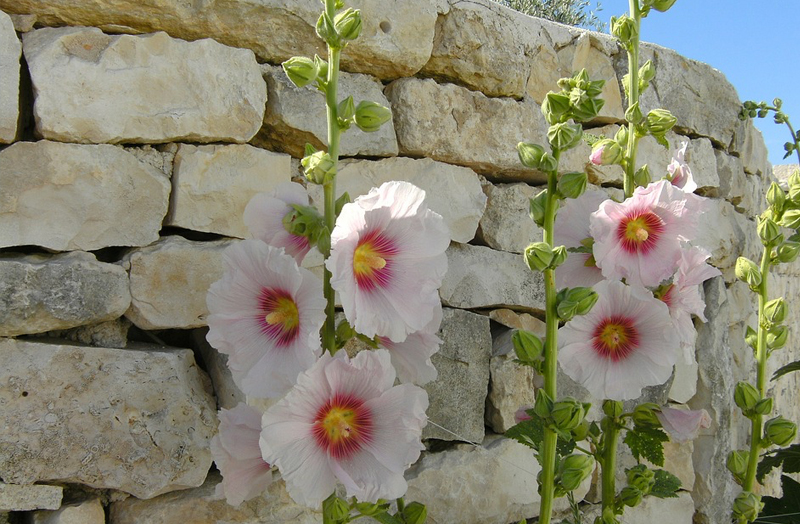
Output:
[[505, 415, 575, 456], [755, 475, 800, 523], [650, 469, 681, 498], [772, 360, 800, 381], [757, 444, 800, 482], [623, 427, 669, 467]]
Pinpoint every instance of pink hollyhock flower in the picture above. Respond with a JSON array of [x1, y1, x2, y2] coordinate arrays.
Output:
[[515, 407, 532, 423], [558, 279, 680, 401], [656, 246, 721, 364], [589, 146, 604, 166], [243, 182, 313, 263], [377, 304, 442, 385], [327, 181, 449, 343], [206, 239, 325, 398], [554, 188, 608, 289], [656, 406, 711, 443], [667, 141, 698, 193], [210, 403, 273, 506], [590, 180, 704, 288], [260, 349, 428, 508]]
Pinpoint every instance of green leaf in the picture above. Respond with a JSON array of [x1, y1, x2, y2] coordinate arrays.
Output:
[[623, 427, 669, 467], [757, 444, 800, 482], [772, 360, 800, 381], [369, 511, 405, 524], [506, 418, 544, 452], [649, 469, 681, 498], [755, 475, 800, 523]]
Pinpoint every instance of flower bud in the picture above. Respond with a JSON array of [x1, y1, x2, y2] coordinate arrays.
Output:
[[518, 142, 546, 170], [745, 325, 758, 350], [789, 170, 800, 190], [758, 217, 782, 246], [754, 397, 773, 416], [551, 245, 568, 268], [282, 56, 319, 88], [337, 95, 356, 123], [315, 11, 340, 49], [334, 8, 362, 42], [533, 389, 554, 419], [767, 324, 789, 350], [551, 398, 588, 431], [625, 101, 644, 125], [590, 139, 623, 166], [651, 0, 678, 12], [529, 190, 547, 226], [401, 502, 427, 524], [777, 241, 800, 263], [539, 152, 559, 173], [558, 171, 588, 199], [638, 60, 656, 85], [764, 297, 787, 324], [282, 204, 323, 242], [619, 486, 643, 508], [645, 108, 678, 136], [732, 491, 763, 522], [557, 287, 599, 321], [354, 101, 391, 133], [354, 501, 382, 516], [572, 420, 590, 441], [548, 122, 583, 150], [301, 150, 336, 184], [633, 403, 662, 428], [634, 164, 652, 187], [626, 465, 655, 495], [571, 96, 605, 122], [324, 495, 350, 521], [764, 416, 797, 446], [735, 257, 762, 288], [542, 92, 571, 124], [603, 400, 623, 418], [726, 450, 749, 480], [767, 182, 786, 212], [780, 209, 800, 229], [734, 381, 761, 414], [611, 15, 638, 45], [559, 454, 595, 491], [614, 126, 629, 147], [513, 329, 544, 363], [525, 242, 555, 272]]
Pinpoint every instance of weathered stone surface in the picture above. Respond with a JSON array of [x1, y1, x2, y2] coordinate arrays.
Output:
[[423, 308, 491, 443], [386, 77, 550, 182], [0, 0, 439, 80], [0, 339, 216, 499], [125, 144, 177, 179], [440, 243, 545, 311], [488, 308, 546, 334], [584, 492, 695, 523], [0, 10, 20, 142], [669, 356, 698, 405], [733, 118, 770, 176], [693, 198, 761, 281], [124, 236, 235, 330], [193, 328, 245, 411], [9, 13, 36, 32], [31, 497, 105, 524], [0, 141, 170, 251], [166, 144, 292, 238], [406, 435, 590, 524], [308, 157, 486, 243], [716, 149, 750, 212], [773, 164, 799, 186], [23, 27, 265, 144], [109, 471, 320, 524], [486, 353, 537, 433], [47, 318, 132, 349], [0, 483, 62, 511], [0, 251, 130, 337], [478, 182, 542, 253], [254, 65, 398, 159]]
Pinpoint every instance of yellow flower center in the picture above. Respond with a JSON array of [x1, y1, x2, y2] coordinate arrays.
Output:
[[625, 216, 651, 244], [353, 242, 387, 277], [264, 296, 299, 331], [320, 406, 359, 444]]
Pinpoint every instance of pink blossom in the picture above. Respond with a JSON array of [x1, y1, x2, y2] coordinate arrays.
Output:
[[377, 304, 442, 385], [515, 407, 532, 423], [260, 349, 428, 508], [210, 403, 273, 506], [206, 239, 325, 398], [589, 146, 604, 166], [667, 141, 698, 193], [243, 182, 313, 263], [327, 181, 449, 343], [656, 406, 711, 443], [590, 180, 704, 288], [554, 188, 608, 289], [558, 279, 680, 400]]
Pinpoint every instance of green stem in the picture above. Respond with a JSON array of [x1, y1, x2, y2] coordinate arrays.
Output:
[[539, 147, 562, 524], [601, 416, 620, 516], [785, 119, 800, 167], [623, 0, 641, 199]]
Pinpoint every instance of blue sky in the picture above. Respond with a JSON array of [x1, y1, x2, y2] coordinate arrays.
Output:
[[595, 0, 799, 166]]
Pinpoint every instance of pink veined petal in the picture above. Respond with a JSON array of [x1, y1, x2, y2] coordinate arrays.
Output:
[[555, 188, 608, 289], [657, 407, 711, 443], [243, 182, 312, 263]]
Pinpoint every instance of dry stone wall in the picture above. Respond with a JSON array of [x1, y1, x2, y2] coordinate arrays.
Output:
[[0, 1, 789, 523]]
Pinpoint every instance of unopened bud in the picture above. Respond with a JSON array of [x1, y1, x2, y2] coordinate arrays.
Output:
[[754, 397, 773, 416], [534, 389, 554, 419], [732, 491, 763, 522], [764, 297, 787, 324], [551, 398, 588, 431], [745, 325, 758, 349], [558, 171, 588, 199], [625, 101, 644, 124], [634, 164, 652, 187], [513, 330, 544, 363], [611, 15, 638, 45], [354, 101, 391, 133], [767, 182, 786, 212], [325, 495, 350, 521], [518, 142, 547, 170], [645, 108, 677, 136], [619, 486, 643, 507], [734, 381, 761, 414], [590, 139, 623, 166], [638, 60, 656, 84], [557, 287, 599, 321], [551, 245, 568, 268], [301, 150, 336, 184], [758, 217, 782, 246], [767, 324, 789, 350], [603, 400, 624, 418], [614, 126, 629, 147], [626, 465, 655, 495], [334, 8, 362, 41], [337, 96, 356, 123], [542, 92, 572, 124], [777, 241, 800, 263], [529, 190, 547, 226], [282, 56, 319, 88], [315, 11, 340, 49], [632, 403, 661, 428], [548, 122, 583, 150], [780, 209, 800, 229], [727, 450, 749, 480], [764, 416, 797, 446], [559, 454, 595, 491], [525, 242, 555, 272], [651, 0, 678, 12], [735, 257, 762, 288]]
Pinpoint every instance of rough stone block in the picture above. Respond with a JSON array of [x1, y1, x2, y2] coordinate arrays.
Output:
[[23, 27, 266, 144], [0, 141, 170, 251], [193, 328, 245, 411], [31, 497, 105, 524], [0, 483, 62, 511], [486, 353, 537, 433], [0, 251, 130, 337], [0, 339, 216, 499], [478, 182, 542, 253], [0, 10, 20, 142]]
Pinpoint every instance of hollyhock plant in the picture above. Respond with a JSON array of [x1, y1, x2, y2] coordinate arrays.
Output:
[[210, 403, 274, 506], [206, 239, 326, 398], [243, 181, 316, 263], [327, 180, 449, 343], [656, 406, 712, 443], [376, 304, 443, 385], [666, 140, 698, 193], [558, 279, 680, 400], [554, 188, 608, 289], [260, 348, 428, 508]]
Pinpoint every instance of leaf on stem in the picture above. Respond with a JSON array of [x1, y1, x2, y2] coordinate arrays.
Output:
[[772, 360, 800, 381], [649, 469, 681, 498], [623, 426, 668, 467], [756, 443, 800, 482]]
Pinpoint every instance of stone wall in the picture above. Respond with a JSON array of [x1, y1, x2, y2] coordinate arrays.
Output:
[[0, 1, 793, 523]]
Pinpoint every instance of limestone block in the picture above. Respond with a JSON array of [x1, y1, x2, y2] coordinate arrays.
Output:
[[0, 483, 62, 511], [254, 65, 398, 159], [669, 357, 698, 405], [386, 77, 550, 182], [308, 157, 486, 243], [406, 435, 590, 524], [693, 198, 761, 281], [478, 182, 542, 253], [0, 0, 438, 80], [23, 27, 266, 144], [0, 251, 130, 337], [0, 339, 216, 499], [166, 144, 292, 238], [773, 164, 799, 187], [0, 141, 170, 251], [423, 308, 491, 443], [716, 149, 749, 210], [584, 492, 695, 523], [125, 144, 176, 178], [47, 318, 132, 349], [638, 43, 741, 148], [733, 118, 770, 176], [486, 353, 537, 433], [31, 498, 105, 524], [109, 470, 319, 524], [488, 308, 546, 334], [10, 13, 36, 32], [440, 243, 545, 311], [193, 328, 245, 410], [0, 10, 20, 142], [124, 236, 236, 330]]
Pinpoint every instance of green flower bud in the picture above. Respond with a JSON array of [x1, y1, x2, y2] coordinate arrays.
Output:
[[634, 164, 652, 187], [789, 170, 800, 190], [764, 297, 787, 324], [614, 125, 629, 147], [645, 108, 677, 136], [600, 507, 620, 524], [632, 403, 662, 428], [780, 208, 800, 229], [401, 502, 427, 524], [626, 464, 655, 495], [571, 97, 605, 122], [524, 242, 554, 272], [517, 142, 546, 170], [735, 257, 762, 288], [625, 101, 644, 125], [301, 150, 336, 184], [314, 54, 329, 84], [534, 389, 554, 419], [315, 11, 340, 49], [539, 152, 559, 173], [754, 397, 773, 416], [354, 101, 392, 133], [651, 0, 678, 12], [513, 329, 544, 363], [638, 60, 656, 88], [767, 182, 786, 213], [558, 171, 588, 199], [551, 245, 568, 268], [764, 416, 797, 446], [337, 95, 356, 123], [282, 56, 319, 88], [572, 420, 590, 441], [726, 450, 749, 480], [611, 15, 638, 46], [734, 381, 761, 414], [619, 486, 643, 507], [334, 8, 362, 42], [557, 287, 599, 321], [529, 190, 547, 226], [777, 241, 800, 263], [354, 501, 382, 517], [282, 204, 323, 242], [316, 225, 331, 257], [603, 399, 624, 418], [551, 397, 587, 431], [732, 491, 763, 522], [590, 139, 624, 166], [542, 92, 572, 124], [559, 454, 595, 491], [767, 324, 789, 350], [548, 122, 583, 150], [324, 495, 350, 521], [758, 217, 782, 246], [745, 325, 758, 349]]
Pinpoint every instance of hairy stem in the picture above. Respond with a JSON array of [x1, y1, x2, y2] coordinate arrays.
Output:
[[601, 417, 620, 516], [623, 0, 641, 199]]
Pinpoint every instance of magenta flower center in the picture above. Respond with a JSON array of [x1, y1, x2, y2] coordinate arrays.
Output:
[[592, 315, 639, 361], [312, 393, 374, 460], [352, 231, 397, 291], [617, 210, 664, 254], [258, 288, 300, 347], [653, 283, 675, 308]]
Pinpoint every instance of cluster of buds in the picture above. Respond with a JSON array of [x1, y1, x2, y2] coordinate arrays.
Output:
[[740, 99, 800, 160]]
